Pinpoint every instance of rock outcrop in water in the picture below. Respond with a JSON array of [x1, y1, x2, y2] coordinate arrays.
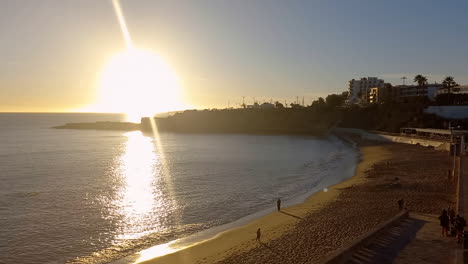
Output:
[[53, 121, 140, 131]]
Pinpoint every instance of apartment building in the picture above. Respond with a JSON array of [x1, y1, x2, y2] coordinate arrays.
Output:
[[398, 84, 443, 101], [368, 84, 399, 103], [348, 77, 385, 103]]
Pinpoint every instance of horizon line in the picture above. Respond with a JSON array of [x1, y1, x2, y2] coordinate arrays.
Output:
[[0, 109, 197, 115]]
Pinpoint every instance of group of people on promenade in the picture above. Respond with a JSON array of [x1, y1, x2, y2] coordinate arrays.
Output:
[[439, 207, 466, 243]]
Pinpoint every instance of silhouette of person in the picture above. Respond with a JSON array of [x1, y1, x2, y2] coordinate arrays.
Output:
[[277, 198, 281, 211], [398, 199, 404, 210], [439, 209, 450, 237], [256, 228, 261, 241], [448, 207, 456, 219], [456, 215, 466, 243]]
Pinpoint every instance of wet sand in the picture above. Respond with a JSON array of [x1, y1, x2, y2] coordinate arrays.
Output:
[[141, 139, 455, 264]]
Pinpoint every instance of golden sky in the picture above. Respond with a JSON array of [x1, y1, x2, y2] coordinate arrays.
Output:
[[2, 1, 468, 114]]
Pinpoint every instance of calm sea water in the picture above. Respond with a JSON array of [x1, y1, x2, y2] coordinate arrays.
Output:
[[0, 113, 358, 264]]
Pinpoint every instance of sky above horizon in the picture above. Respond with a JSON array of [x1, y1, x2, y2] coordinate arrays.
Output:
[[1, 0, 468, 113]]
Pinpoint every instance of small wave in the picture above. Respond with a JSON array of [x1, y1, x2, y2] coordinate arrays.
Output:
[[69, 223, 207, 264], [327, 151, 344, 162], [8, 191, 41, 198]]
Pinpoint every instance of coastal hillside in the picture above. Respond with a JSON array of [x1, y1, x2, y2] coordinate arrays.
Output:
[[143, 107, 338, 134], [52, 95, 468, 134], [146, 97, 464, 135]]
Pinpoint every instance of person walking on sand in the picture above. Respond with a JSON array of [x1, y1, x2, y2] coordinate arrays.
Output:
[[439, 209, 450, 237], [397, 199, 404, 210], [256, 228, 261, 241], [277, 198, 281, 211]]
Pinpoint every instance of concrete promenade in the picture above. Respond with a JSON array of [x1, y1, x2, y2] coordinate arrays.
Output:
[[394, 214, 459, 264], [456, 155, 468, 263], [343, 213, 458, 264], [346, 214, 424, 264]]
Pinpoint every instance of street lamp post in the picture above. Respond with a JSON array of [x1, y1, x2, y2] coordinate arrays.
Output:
[[450, 123, 456, 177]]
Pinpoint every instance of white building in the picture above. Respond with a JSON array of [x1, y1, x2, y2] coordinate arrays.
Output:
[[437, 85, 468, 95], [348, 77, 385, 103], [399, 84, 443, 101]]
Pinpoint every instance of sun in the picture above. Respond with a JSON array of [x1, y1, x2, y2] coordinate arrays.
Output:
[[98, 48, 184, 122]]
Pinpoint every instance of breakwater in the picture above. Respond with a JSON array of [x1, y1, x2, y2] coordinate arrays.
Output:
[[53, 121, 140, 131]]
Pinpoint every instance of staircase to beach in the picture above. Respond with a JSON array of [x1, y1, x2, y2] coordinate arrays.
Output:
[[345, 216, 424, 264], [321, 212, 460, 264]]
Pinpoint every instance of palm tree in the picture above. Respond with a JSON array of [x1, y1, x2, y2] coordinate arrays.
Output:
[[413, 74, 428, 87], [442, 76, 458, 88], [442, 76, 458, 104]]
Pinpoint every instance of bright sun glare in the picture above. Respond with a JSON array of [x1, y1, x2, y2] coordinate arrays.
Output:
[[99, 48, 183, 122]]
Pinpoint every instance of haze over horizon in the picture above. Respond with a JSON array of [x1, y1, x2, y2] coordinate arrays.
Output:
[[2, 0, 468, 113]]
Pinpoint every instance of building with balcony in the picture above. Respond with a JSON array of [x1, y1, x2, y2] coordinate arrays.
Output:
[[398, 84, 443, 101], [348, 77, 385, 103], [368, 84, 399, 103], [437, 85, 468, 95]]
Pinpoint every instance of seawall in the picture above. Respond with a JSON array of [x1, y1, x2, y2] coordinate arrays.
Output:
[[425, 105, 468, 119], [334, 128, 451, 151]]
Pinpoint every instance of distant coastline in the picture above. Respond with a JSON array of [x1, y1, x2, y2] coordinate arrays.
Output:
[[52, 120, 329, 135], [52, 108, 335, 135]]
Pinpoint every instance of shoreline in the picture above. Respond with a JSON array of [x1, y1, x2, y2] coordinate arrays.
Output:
[[126, 137, 391, 264], [217, 139, 455, 263]]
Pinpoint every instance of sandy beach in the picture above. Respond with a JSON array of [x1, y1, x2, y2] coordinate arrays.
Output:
[[140, 138, 455, 264]]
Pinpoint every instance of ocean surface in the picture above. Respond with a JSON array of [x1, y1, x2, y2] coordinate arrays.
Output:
[[0, 113, 358, 264]]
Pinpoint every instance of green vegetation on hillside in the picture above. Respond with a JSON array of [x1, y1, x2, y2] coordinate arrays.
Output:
[[149, 90, 461, 134], [339, 100, 445, 133], [149, 106, 337, 134]]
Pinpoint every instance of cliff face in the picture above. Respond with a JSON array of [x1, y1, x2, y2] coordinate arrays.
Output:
[[142, 108, 335, 135]]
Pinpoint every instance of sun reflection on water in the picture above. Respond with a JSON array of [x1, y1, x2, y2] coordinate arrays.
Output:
[[112, 131, 174, 241]]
